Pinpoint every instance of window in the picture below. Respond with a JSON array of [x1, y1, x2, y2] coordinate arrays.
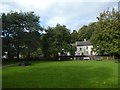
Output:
[[91, 51, 93, 55], [80, 48, 82, 51], [86, 46, 88, 49], [82, 52, 84, 55], [86, 51, 88, 54]]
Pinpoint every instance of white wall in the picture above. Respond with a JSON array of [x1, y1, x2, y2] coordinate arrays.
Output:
[[75, 45, 95, 55]]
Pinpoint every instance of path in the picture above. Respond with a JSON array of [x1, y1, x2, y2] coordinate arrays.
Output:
[[2, 63, 18, 68]]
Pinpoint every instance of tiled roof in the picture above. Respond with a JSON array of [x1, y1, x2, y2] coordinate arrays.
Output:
[[76, 40, 92, 46]]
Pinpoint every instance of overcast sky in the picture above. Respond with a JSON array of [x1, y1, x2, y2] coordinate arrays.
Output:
[[0, 0, 119, 31]]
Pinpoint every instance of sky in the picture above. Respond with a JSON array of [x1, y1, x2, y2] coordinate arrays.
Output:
[[0, 0, 119, 31]]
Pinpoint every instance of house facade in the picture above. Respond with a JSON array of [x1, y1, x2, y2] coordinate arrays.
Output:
[[75, 39, 96, 56]]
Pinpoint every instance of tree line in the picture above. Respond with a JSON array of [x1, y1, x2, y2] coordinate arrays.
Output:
[[2, 8, 120, 60]]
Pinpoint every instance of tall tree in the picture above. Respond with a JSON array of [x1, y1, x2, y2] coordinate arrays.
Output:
[[91, 8, 120, 56], [53, 24, 71, 57], [78, 22, 97, 41], [2, 11, 42, 60], [41, 26, 55, 57], [71, 30, 79, 43], [78, 25, 88, 41], [41, 24, 74, 59]]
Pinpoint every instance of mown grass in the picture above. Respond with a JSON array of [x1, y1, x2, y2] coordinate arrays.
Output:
[[2, 60, 118, 88]]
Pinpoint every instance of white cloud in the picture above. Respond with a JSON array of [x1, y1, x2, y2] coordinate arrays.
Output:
[[16, 0, 55, 10], [1, 0, 119, 31], [46, 17, 66, 27]]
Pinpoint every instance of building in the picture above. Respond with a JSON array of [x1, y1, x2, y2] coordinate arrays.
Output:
[[75, 39, 96, 56]]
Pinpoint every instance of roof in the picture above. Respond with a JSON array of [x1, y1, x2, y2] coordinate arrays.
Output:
[[76, 40, 92, 46]]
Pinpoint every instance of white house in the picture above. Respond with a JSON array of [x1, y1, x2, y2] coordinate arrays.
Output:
[[75, 39, 96, 56]]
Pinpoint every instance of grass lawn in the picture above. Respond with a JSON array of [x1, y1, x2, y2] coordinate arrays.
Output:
[[2, 60, 118, 88]]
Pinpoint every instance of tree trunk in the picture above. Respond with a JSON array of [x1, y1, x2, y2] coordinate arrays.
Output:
[[17, 39, 20, 60], [17, 46, 19, 60], [7, 51, 13, 60], [27, 52, 30, 61], [7, 51, 10, 60]]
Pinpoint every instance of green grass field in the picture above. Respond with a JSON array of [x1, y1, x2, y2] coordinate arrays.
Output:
[[2, 60, 118, 88]]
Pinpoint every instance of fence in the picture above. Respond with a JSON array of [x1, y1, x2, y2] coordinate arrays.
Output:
[[58, 55, 119, 61]]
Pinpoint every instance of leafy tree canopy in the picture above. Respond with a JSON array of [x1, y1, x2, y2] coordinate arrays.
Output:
[[91, 8, 120, 56]]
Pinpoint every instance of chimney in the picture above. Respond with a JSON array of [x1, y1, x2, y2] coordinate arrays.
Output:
[[84, 39, 86, 42]]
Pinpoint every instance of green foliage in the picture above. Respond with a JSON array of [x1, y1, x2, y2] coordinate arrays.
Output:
[[78, 25, 88, 40], [78, 22, 97, 41], [41, 26, 55, 57], [2, 8, 119, 59], [71, 30, 79, 43], [41, 24, 75, 58], [2, 11, 42, 59], [91, 9, 120, 55], [68, 45, 77, 56]]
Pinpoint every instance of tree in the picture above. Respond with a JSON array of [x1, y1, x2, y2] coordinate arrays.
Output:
[[78, 22, 97, 41], [2, 13, 16, 59], [71, 30, 79, 43], [2, 11, 42, 60], [91, 8, 120, 56], [78, 25, 88, 41], [41, 24, 74, 59], [41, 26, 55, 57], [21, 31, 42, 59], [53, 24, 71, 57]]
